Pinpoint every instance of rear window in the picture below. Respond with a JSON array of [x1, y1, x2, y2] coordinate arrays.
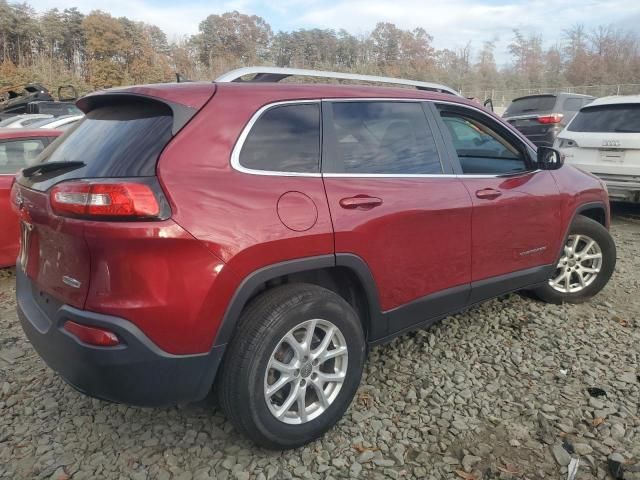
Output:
[[568, 104, 640, 133], [40, 99, 173, 176], [505, 95, 556, 116]]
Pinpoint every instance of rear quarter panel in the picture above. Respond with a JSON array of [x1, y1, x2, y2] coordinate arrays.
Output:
[[157, 85, 335, 351]]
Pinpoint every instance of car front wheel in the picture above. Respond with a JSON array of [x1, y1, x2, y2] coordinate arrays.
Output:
[[534, 215, 616, 304], [218, 283, 366, 449]]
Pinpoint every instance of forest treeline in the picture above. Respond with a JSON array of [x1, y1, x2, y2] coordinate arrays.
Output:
[[1, 1, 640, 96]]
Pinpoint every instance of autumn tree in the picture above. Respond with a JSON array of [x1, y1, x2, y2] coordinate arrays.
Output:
[[195, 11, 272, 75], [1, 1, 640, 99]]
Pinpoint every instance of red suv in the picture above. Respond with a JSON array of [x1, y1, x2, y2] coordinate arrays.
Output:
[[0, 128, 62, 267], [13, 68, 616, 449]]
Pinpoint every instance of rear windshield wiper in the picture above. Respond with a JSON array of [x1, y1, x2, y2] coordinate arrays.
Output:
[[22, 161, 86, 178], [613, 128, 640, 133]]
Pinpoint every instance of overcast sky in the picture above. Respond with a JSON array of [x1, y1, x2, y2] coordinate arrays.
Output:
[[26, 0, 640, 64]]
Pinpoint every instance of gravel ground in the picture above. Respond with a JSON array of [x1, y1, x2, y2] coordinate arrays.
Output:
[[1, 209, 639, 480]]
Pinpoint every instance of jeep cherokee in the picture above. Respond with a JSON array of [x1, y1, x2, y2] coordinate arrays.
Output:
[[12, 68, 616, 449]]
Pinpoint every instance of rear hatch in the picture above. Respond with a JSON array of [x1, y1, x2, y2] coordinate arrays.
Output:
[[13, 83, 216, 308], [503, 95, 560, 136], [559, 103, 640, 177]]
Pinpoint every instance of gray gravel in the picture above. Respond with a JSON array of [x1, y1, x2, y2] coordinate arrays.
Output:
[[1, 211, 639, 480]]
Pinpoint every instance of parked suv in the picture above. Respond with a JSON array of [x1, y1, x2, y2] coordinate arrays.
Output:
[[503, 93, 594, 147], [13, 68, 616, 449], [555, 95, 640, 202]]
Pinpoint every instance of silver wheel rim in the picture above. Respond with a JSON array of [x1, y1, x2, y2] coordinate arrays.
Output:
[[264, 319, 348, 425], [549, 234, 603, 293]]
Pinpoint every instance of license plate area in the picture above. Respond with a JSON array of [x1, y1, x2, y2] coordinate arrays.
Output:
[[599, 149, 625, 163]]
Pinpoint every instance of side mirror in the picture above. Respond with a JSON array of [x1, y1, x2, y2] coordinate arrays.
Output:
[[537, 146, 563, 170], [483, 98, 494, 112]]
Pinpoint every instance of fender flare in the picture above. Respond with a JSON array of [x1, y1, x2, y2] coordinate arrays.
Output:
[[554, 201, 608, 264], [213, 254, 385, 346]]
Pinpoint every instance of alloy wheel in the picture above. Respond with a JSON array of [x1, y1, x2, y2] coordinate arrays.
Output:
[[549, 234, 603, 293], [264, 319, 348, 425]]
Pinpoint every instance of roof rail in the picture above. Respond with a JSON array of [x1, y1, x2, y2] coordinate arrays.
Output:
[[215, 66, 461, 96]]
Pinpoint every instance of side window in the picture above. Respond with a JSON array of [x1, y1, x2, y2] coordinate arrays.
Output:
[[329, 101, 442, 174], [239, 103, 320, 173], [439, 110, 528, 175], [0, 139, 46, 174]]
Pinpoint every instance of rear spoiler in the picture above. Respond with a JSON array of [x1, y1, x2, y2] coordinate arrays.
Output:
[[76, 84, 216, 135]]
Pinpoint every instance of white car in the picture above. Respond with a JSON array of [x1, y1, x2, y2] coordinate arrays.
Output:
[[555, 95, 640, 202], [28, 114, 84, 131], [0, 114, 53, 128]]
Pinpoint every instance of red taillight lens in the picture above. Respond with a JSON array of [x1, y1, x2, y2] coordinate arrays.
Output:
[[50, 181, 160, 219], [537, 113, 563, 124], [63, 321, 120, 347]]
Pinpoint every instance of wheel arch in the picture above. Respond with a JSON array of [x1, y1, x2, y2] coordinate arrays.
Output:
[[214, 254, 384, 347], [577, 203, 607, 228], [554, 201, 609, 264]]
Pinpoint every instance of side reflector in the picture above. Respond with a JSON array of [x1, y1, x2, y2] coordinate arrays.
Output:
[[63, 321, 120, 347], [50, 181, 160, 218]]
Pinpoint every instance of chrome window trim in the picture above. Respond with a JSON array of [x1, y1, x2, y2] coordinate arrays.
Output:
[[230, 99, 322, 178], [322, 171, 540, 179], [501, 113, 541, 121], [231, 97, 540, 179]]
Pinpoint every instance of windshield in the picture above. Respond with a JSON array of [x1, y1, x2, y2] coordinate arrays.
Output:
[[568, 104, 640, 133]]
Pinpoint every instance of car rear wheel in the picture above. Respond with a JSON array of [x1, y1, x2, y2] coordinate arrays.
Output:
[[534, 215, 616, 304], [218, 283, 366, 449]]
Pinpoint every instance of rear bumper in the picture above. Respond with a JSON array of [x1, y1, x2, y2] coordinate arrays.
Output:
[[511, 125, 562, 147], [594, 173, 640, 202], [16, 268, 225, 407]]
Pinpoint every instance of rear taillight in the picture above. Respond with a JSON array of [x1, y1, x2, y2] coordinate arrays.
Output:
[[537, 113, 563, 124], [63, 320, 120, 347], [50, 181, 161, 219]]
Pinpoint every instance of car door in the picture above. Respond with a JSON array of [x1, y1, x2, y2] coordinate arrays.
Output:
[[433, 102, 563, 302], [321, 100, 473, 338], [0, 137, 48, 267]]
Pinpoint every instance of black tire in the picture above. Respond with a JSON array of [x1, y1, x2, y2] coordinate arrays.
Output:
[[533, 215, 616, 304], [218, 283, 366, 449]]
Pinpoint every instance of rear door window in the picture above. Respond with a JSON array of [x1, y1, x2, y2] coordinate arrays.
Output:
[[327, 101, 442, 174], [0, 138, 46, 173], [238, 103, 320, 173], [568, 104, 640, 133], [505, 95, 556, 116]]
